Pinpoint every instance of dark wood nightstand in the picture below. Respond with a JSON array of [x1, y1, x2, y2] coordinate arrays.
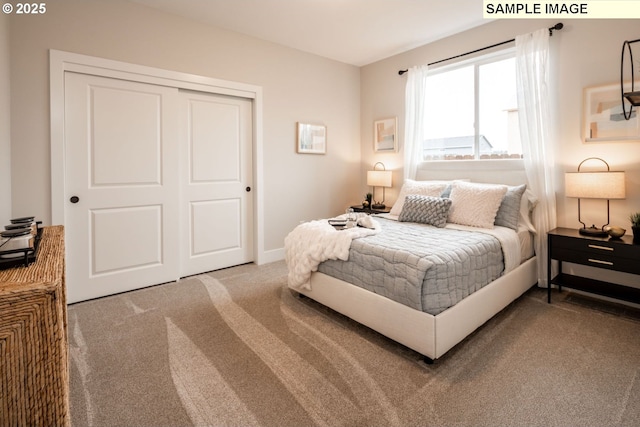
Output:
[[547, 227, 640, 304], [350, 205, 391, 214]]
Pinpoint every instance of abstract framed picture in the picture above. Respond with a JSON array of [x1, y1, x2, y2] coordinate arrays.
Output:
[[374, 117, 397, 152], [296, 122, 326, 154], [583, 82, 640, 143]]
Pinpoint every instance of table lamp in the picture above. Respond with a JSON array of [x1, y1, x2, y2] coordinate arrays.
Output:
[[367, 162, 392, 209], [565, 157, 626, 236]]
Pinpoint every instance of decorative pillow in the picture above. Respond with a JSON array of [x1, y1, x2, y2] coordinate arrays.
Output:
[[519, 188, 538, 232], [448, 182, 508, 228], [438, 179, 472, 198], [440, 184, 454, 198], [495, 184, 527, 230], [398, 195, 452, 227], [390, 180, 449, 216]]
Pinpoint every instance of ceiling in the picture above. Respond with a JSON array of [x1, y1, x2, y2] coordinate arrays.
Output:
[[127, 0, 488, 66]]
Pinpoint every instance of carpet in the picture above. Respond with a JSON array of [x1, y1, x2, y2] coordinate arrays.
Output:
[[68, 261, 640, 426]]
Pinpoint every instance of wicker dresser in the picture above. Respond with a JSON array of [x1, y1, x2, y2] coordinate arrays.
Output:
[[0, 226, 69, 427]]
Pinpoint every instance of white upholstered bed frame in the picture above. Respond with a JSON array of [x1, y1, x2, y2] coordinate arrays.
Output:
[[289, 159, 539, 362]]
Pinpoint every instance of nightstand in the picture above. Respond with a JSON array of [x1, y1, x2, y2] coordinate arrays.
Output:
[[351, 205, 391, 214], [547, 227, 640, 304]]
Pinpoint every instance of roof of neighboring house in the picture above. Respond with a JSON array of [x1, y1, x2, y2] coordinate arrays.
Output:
[[424, 135, 493, 152]]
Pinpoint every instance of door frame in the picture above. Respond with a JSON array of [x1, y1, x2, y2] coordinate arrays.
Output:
[[49, 49, 266, 266]]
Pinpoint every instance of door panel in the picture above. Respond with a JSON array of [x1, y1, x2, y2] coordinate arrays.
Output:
[[180, 91, 253, 277], [91, 205, 163, 275], [91, 86, 162, 186], [190, 101, 241, 183], [191, 200, 241, 254], [64, 72, 180, 303]]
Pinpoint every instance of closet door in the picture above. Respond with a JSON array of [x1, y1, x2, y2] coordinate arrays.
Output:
[[180, 91, 254, 277], [64, 72, 180, 303]]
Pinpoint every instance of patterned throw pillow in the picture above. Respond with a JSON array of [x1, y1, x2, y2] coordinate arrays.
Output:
[[398, 195, 452, 228], [448, 181, 508, 229]]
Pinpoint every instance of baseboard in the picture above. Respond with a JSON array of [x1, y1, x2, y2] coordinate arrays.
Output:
[[258, 247, 284, 265]]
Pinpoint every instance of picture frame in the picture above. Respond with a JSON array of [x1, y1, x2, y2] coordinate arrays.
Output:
[[583, 82, 640, 143], [374, 117, 397, 152], [296, 122, 326, 154]]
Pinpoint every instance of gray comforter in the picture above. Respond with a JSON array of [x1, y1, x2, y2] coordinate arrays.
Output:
[[317, 218, 504, 315]]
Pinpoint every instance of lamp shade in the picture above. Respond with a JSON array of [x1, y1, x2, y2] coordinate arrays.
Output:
[[565, 171, 626, 199], [367, 170, 392, 188]]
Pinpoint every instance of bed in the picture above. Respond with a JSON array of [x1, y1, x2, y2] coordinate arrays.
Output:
[[285, 159, 539, 363]]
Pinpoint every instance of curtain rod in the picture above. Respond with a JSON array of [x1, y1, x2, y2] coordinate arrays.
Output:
[[398, 23, 563, 76]]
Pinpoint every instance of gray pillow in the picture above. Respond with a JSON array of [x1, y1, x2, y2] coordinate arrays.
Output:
[[398, 195, 452, 228], [494, 184, 526, 230], [440, 184, 453, 198]]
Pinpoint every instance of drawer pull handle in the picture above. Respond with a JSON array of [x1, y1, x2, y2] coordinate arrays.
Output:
[[588, 258, 613, 266], [588, 244, 614, 251]]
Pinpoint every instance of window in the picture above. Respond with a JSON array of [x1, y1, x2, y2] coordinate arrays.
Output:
[[422, 50, 521, 160]]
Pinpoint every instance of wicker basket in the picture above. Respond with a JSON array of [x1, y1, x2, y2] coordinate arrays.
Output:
[[0, 226, 69, 427]]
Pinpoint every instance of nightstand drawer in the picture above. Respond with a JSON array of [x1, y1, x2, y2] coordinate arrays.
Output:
[[550, 234, 638, 260], [551, 247, 640, 275], [548, 227, 640, 305]]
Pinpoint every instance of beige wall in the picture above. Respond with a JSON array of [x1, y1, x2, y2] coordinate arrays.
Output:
[[0, 13, 10, 226], [361, 19, 640, 233], [8, 0, 361, 254]]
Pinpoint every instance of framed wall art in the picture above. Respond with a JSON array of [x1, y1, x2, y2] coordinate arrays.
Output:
[[374, 117, 397, 152], [296, 122, 326, 154], [583, 82, 640, 143]]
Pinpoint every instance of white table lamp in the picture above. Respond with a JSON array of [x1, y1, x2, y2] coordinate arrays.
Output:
[[565, 157, 625, 236], [367, 162, 392, 209]]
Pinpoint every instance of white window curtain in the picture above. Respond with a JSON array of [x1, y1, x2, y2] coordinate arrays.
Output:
[[515, 28, 557, 287], [403, 65, 428, 181]]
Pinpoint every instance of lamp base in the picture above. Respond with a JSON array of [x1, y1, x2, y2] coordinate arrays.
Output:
[[371, 203, 386, 210], [579, 225, 608, 237], [623, 90, 640, 106]]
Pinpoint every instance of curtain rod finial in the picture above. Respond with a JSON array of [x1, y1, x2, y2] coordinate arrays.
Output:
[[549, 22, 563, 35]]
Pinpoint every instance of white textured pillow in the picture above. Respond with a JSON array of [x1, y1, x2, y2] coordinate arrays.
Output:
[[448, 182, 508, 228], [390, 180, 449, 216]]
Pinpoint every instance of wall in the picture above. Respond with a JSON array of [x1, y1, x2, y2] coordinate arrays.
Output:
[[361, 19, 640, 229], [361, 19, 640, 288], [8, 0, 361, 256], [0, 13, 10, 226]]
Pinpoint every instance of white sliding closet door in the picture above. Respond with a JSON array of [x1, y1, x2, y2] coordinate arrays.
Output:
[[64, 72, 180, 303], [180, 91, 254, 277]]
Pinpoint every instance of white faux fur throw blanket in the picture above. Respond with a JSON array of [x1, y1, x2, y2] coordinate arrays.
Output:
[[284, 214, 381, 290]]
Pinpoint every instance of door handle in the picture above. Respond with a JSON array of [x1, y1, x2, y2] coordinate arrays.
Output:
[[70, 196, 80, 204], [246, 187, 251, 192]]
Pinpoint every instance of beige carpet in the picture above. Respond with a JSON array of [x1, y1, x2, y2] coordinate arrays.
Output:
[[68, 261, 640, 427]]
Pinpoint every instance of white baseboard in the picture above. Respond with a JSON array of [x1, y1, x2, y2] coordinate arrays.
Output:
[[258, 247, 284, 265]]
